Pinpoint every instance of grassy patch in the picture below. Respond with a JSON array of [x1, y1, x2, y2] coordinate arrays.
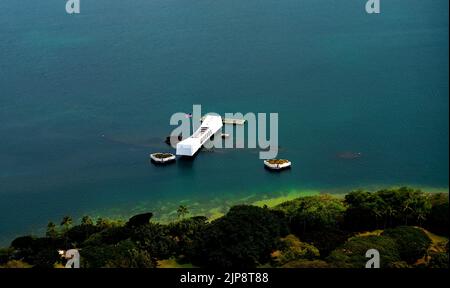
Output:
[[252, 190, 320, 208], [157, 258, 197, 268]]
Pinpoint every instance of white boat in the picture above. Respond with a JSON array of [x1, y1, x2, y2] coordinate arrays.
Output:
[[150, 153, 176, 163], [264, 159, 291, 170]]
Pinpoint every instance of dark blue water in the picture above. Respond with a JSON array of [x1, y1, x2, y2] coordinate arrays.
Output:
[[0, 0, 448, 244]]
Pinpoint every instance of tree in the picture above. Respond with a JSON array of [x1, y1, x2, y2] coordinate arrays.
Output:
[[66, 224, 101, 246], [81, 216, 93, 226], [105, 240, 155, 268], [377, 187, 431, 226], [96, 217, 109, 229], [344, 188, 433, 231], [10, 236, 64, 266], [177, 205, 189, 219], [428, 251, 449, 268], [130, 223, 176, 263], [327, 235, 401, 268], [271, 235, 320, 266], [343, 190, 381, 231], [275, 195, 346, 235], [395, 188, 431, 226], [46, 222, 58, 238], [167, 216, 208, 257], [32, 248, 60, 268], [0, 248, 13, 265], [81, 240, 156, 268], [191, 205, 288, 268], [83, 225, 129, 247], [382, 226, 431, 264], [60, 216, 73, 232], [10, 236, 36, 264], [425, 193, 449, 236], [302, 228, 350, 258], [376, 189, 400, 228]]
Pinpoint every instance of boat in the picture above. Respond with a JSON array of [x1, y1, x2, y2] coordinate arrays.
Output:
[[221, 133, 230, 138], [150, 153, 176, 164], [264, 159, 291, 170]]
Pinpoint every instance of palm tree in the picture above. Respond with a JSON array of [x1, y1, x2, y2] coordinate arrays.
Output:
[[177, 205, 189, 219], [96, 217, 108, 228], [46, 221, 58, 238], [402, 200, 414, 225], [81, 215, 93, 225], [384, 205, 398, 228], [60, 216, 73, 232], [414, 195, 432, 226]]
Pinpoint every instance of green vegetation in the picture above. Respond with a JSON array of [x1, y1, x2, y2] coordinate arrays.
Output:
[[271, 234, 320, 266], [265, 159, 290, 165], [281, 259, 329, 268], [382, 226, 432, 264], [428, 251, 449, 268], [344, 187, 432, 231], [275, 194, 346, 234], [152, 153, 174, 159], [176, 205, 189, 219], [189, 205, 288, 268], [327, 235, 401, 268], [0, 187, 448, 268], [426, 193, 449, 236], [60, 216, 73, 232], [81, 240, 154, 268]]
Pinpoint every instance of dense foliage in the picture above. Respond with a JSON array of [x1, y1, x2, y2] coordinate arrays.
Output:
[[426, 193, 449, 236], [190, 205, 289, 268], [275, 195, 346, 235], [344, 187, 433, 231], [327, 235, 401, 268], [271, 234, 320, 266], [0, 187, 448, 268], [382, 226, 431, 264]]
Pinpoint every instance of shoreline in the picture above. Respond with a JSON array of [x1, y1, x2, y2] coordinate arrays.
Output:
[[1, 184, 448, 246], [83, 184, 450, 224]]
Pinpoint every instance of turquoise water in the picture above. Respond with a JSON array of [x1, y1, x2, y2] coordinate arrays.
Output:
[[0, 0, 448, 244]]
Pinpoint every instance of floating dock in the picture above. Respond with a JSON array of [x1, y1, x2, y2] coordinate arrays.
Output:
[[201, 116, 246, 125], [150, 153, 176, 164], [264, 159, 292, 170], [176, 115, 223, 156], [223, 118, 246, 125]]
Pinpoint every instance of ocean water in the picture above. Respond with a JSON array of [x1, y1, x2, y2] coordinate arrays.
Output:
[[0, 0, 448, 244]]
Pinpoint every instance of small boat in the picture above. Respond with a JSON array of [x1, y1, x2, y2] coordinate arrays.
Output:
[[150, 153, 176, 164], [264, 159, 291, 170], [221, 133, 230, 139]]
